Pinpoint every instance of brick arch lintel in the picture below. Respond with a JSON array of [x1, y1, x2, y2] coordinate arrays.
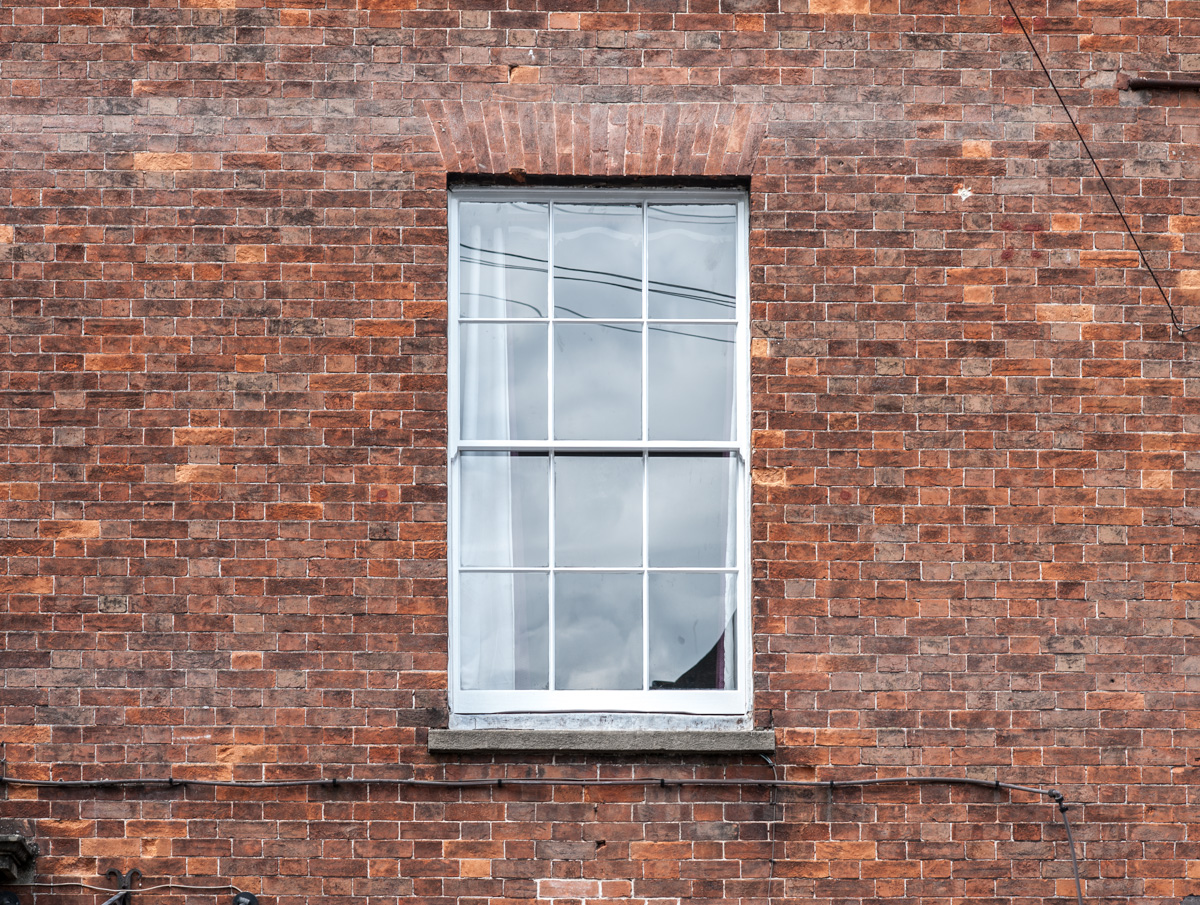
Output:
[[425, 101, 770, 178]]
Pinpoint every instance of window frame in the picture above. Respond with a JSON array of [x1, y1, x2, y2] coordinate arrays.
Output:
[[447, 185, 751, 717]]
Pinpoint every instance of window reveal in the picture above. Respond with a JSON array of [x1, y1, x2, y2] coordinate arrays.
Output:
[[449, 188, 749, 715]]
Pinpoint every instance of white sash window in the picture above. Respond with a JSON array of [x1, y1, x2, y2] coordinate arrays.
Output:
[[449, 187, 749, 716]]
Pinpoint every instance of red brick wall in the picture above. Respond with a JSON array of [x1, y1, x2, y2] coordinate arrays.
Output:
[[2, 1, 1198, 904]]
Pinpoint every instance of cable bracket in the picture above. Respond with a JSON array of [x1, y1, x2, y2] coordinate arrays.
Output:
[[104, 869, 142, 905]]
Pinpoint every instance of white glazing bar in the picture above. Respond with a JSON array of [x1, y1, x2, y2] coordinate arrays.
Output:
[[641, 202, 651, 692], [642, 450, 650, 692], [737, 195, 750, 698], [457, 440, 740, 452], [455, 687, 745, 715], [547, 201, 556, 443], [641, 200, 649, 440], [447, 194, 460, 705], [461, 566, 738, 574], [546, 202, 557, 692], [547, 452, 557, 693], [460, 317, 736, 325]]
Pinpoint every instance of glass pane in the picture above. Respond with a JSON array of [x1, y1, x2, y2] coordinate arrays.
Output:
[[460, 323, 547, 441], [648, 204, 738, 319], [554, 455, 643, 567], [555, 571, 643, 690], [648, 572, 735, 690], [648, 324, 735, 441], [459, 201, 548, 318], [648, 454, 736, 568], [459, 572, 550, 690], [554, 204, 642, 319], [554, 322, 642, 440], [459, 452, 548, 568]]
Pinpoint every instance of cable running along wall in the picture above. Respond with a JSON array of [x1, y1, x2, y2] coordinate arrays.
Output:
[[2, 768, 1086, 905]]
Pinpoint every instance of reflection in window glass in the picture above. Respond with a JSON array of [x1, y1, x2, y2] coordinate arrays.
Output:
[[647, 454, 736, 568], [459, 202, 548, 318], [554, 322, 642, 440], [459, 323, 547, 441], [459, 572, 549, 690], [555, 571, 643, 690], [555, 455, 643, 568], [648, 204, 737, 320], [459, 453, 548, 568], [648, 572, 736, 690], [554, 204, 642, 319], [648, 324, 736, 441]]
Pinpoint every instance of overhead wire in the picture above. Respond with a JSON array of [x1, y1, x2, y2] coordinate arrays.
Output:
[[458, 243, 738, 309], [1005, 0, 1199, 337]]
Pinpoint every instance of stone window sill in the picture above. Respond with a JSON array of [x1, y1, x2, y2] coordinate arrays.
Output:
[[427, 729, 776, 754]]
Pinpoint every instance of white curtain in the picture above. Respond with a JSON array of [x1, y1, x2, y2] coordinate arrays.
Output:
[[459, 214, 519, 690]]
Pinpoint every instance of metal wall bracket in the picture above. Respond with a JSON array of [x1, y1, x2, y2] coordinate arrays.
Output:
[[102, 869, 142, 905], [0, 835, 38, 885]]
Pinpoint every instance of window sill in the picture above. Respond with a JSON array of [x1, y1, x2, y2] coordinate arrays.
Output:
[[428, 728, 775, 754]]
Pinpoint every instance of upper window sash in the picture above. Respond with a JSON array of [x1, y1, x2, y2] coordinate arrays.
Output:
[[449, 188, 750, 453]]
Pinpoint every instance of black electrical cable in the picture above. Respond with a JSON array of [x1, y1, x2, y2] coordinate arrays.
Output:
[[1, 767, 1086, 902], [1005, 0, 1199, 338], [0, 772, 1049, 792], [1050, 791, 1087, 905], [761, 754, 779, 905]]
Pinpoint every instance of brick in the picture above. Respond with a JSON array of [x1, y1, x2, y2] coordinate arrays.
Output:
[[39, 520, 101, 539], [808, 0, 870, 12], [216, 745, 274, 764], [236, 245, 266, 263], [131, 153, 194, 171], [1036, 304, 1093, 322], [0, 577, 53, 594], [174, 465, 235, 483], [509, 66, 539, 84]]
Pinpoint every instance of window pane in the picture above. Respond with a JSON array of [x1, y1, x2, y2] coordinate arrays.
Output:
[[460, 323, 547, 441], [555, 571, 643, 690], [554, 204, 642, 319], [648, 324, 735, 441], [459, 201, 548, 318], [554, 322, 641, 440], [459, 452, 548, 568], [459, 572, 549, 691], [648, 454, 736, 568], [555, 455, 643, 567], [648, 204, 738, 319], [648, 572, 735, 690]]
